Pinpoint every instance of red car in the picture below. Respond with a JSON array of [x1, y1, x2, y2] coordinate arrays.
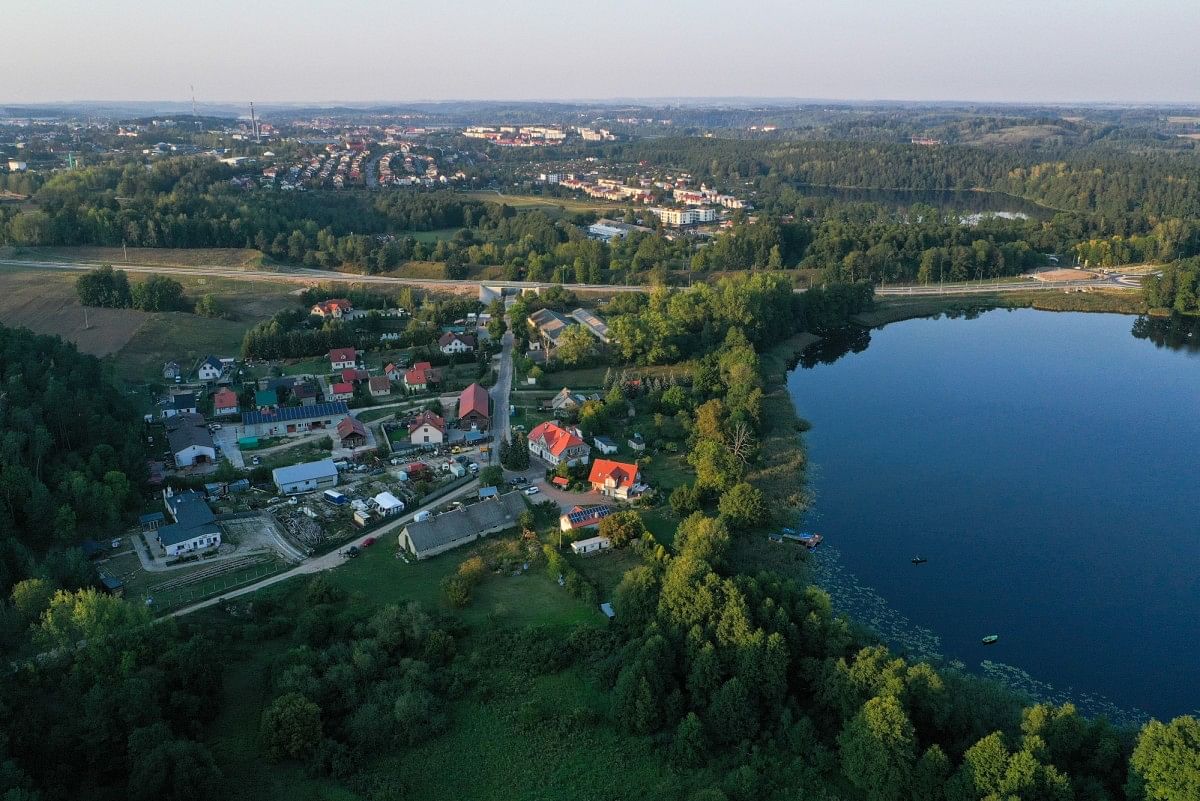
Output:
[[361, 537, 376, 547]]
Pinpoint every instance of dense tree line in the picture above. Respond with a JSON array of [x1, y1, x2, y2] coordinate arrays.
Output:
[[1143, 258, 1200, 314], [0, 326, 146, 599]]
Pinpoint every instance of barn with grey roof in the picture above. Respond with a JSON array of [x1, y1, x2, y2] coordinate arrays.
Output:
[[398, 492, 527, 559]]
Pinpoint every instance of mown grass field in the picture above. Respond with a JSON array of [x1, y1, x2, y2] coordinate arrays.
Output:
[[11, 245, 274, 269], [463, 190, 618, 214]]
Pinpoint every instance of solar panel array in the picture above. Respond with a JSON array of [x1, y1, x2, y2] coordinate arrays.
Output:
[[566, 505, 613, 525]]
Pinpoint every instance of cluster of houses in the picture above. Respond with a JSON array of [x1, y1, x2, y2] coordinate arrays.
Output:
[[527, 419, 649, 498]]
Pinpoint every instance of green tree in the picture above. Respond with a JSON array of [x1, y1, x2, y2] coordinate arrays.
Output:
[[478, 465, 503, 487], [1128, 716, 1200, 801], [838, 694, 916, 801], [670, 712, 707, 767], [598, 509, 647, 548], [717, 482, 768, 531], [707, 677, 756, 745], [613, 565, 660, 630], [260, 692, 322, 761]]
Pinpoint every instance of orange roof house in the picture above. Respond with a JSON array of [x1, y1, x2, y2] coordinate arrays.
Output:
[[588, 459, 646, 500]]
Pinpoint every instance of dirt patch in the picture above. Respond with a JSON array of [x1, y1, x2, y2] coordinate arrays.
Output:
[[1033, 268, 1098, 282], [0, 270, 147, 356]]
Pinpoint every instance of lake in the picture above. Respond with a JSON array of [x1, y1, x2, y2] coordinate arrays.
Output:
[[788, 309, 1200, 721]]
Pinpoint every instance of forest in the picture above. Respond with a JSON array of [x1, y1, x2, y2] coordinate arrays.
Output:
[[7, 130, 1200, 287]]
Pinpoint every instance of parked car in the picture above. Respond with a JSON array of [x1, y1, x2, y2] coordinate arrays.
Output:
[[361, 537, 376, 547], [522, 486, 540, 496], [110, 538, 122, 549], [413, 510, 433, 522], [251, 456, 261, 465], [345, 546, 360, 558]]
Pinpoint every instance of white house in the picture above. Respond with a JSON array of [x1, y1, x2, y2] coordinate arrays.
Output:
[[571, 536, 611, 556], [527, 421, 591, 467], [329, 347, 358, 371], [162, 392, 197, 419], [593, 436, 619, 455], [197, 356, 223, 382], [157, 489, 221, 557], [438, 332, 476, 354], [408, 410, 446, 445], [165, 413, 216, 467]]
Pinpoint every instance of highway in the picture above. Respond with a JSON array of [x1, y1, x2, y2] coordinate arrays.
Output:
[[0, 256, 1146, 299]]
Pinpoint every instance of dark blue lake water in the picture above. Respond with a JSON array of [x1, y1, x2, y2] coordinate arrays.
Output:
[[788, 309, 1200, 720]]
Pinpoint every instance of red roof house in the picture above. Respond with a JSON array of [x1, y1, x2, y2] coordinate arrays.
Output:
[[527, 421, 590, 467], [368, 376, 391, 397], [329, 347, 358, 369], [588, 459, 646, 501], [341, 367, 368, 384], [311, 298, 352, 318], [457, 383, 490, 430], [329, 382, 355, 400], [336, 416, 368, 447], [404, 361, 439, 390], [212, 388, 239, 416]]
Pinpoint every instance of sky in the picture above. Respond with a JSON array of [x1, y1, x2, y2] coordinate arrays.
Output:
[[5, 0, 1200, 105]]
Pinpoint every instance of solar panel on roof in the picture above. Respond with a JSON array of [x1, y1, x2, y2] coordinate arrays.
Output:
[[566, 505, 612, 525], [242, 401, 349, 426]]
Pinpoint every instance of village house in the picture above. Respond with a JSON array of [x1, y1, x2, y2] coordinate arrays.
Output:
[[628, 432, 646, 452], [212, 388, 239, 417], [336, 416, 368, 448], [329, 382, 354, 401], [528, 421, 591, 467], [588, 459, 648, 501], [368, 376, 392, 397], [240, 402, 349, 438], [457, 382, 491, 430], [438, 331, 476, 354], [569, 308, 610, 343], [165, 413, 216, 467], [404, 361, 439, 391], [408, 409, 446, 445], [293, 382, 320, 406], [162, 360, 182, 380], [559, 504, 613, 532], [593, 436, 619, 455], [329, 347, 358, 371], [398, 492, 526, 559], [197, 356, 224, 382], [546, 387, 593, 416], [384, 362, 405, 381], [162, 392, 197, 419], [273, 458, 339, 494], [157, 488, 221, 557], [311, 298, 353, 319], [340, 367, 368, 384]]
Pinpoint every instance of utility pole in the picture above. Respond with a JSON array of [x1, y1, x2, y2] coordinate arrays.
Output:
[[122, 240, 128, 261], [190, 84, 197, 118]]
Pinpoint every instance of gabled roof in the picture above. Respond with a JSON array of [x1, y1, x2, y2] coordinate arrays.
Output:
[[329, 346, 357, 363], [438, 331, 476, 348], [313, 298, 352, 314], [165, 414, 214, 454], [293, 382, 320, 399], [200, 355, 223, 371], [213, 388, 238, 409], [331, 382, 354, 395], [254, 389, 278, 407], [337, 416, 367, 440], [401, 492, 527, 554], [242, 401, 349, 426], [561, 504, 614, 529], [458, 383, 490, 419], [408, 409, 445, 433], [272, 458, 338, 486], [589, 459, 640, 490], [368, 376, 391, 393], [405, 361, 438, 384], [528, 421, 586, 457]]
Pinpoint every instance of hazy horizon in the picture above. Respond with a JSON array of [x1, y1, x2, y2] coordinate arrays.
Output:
[[6, 0, 1200, 106]]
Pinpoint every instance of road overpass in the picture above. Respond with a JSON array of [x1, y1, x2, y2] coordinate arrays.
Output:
[[0, 257, 1144, 299]]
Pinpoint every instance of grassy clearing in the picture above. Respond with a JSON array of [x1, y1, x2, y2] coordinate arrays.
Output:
[[463, 190, 618, 214], [8, 245, 275, 269], [329, 531, 598, 629], [115, 312, 250, 383], [0, 269, 148, 356], [398, 227, 463, 243]]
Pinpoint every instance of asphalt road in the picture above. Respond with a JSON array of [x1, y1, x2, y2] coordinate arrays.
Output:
[[489, 328, 515, 465], [0, 256, 1146, 299]]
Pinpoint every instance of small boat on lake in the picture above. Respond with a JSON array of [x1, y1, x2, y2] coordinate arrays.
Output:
[[981, 634, 1000, 645], [911, 557, 927, 565]]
